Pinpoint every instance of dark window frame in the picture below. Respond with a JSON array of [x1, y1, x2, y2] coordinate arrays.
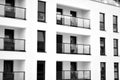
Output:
[[100, 62, 106, 80], [56, 8, 63, 25], [113, 15, 118, 32], [38, 0, 46, 22], [37, 61, 45, 80], [100, 13, 105, 31], [114, 62, 119, 80], [37, 30, 46, 52], [100, 37, 105, 56], [113, 39, 118, 56]]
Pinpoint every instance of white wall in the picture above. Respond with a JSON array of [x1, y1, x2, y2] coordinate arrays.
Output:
[[58, 33, 90, 44], [77, 62, 91, 70], [57, 4, 90, 19], [15, 0, 26, 7], [0, 0, 5, 4], [14, 60, 25, 71], [14, 60, 25, 80]]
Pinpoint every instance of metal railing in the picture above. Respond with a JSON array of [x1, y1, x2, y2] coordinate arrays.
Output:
[[57, 43, 91, 55], [0, 37, 25, 51], [56, 14, 90, 29], [0, 4, 26, 20], [57, 70, 91, 80], [0, 71, 25, 80]]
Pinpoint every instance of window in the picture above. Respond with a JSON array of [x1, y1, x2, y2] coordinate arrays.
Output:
[[37, 61, 45, 80], [114, 39, 118, 56], [57, 8, 63, 25], [37, 30, 45, 52], [70, 11, 77, 27], [100, 37, 105, 55], [57, 35, 63, 53], [101, 62, 106, 80], [114, 63, 119, 80], [38, 0, 46, 22], [100, 13, 105, 31], [56, 62, 62, 80], [113, 15, 118, 32], [5, 0, 15, 18]]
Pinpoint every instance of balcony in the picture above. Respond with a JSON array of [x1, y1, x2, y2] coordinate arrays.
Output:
[[0, 37, 25, 51], [0, 4, 26, 20], [57, 43, 90, 55], [57, 70, 91, 80], [57, 14, 90, 29], [0, 71, 25, 80]]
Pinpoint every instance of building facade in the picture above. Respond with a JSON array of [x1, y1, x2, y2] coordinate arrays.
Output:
[[0, 0, 120, 80]]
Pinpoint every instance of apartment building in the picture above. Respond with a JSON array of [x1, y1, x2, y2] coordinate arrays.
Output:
[[0, 0, 120, 80]]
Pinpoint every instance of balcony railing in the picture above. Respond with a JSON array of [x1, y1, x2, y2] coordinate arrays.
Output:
[[0, 71, 25, 80], [56, 14, 90, 29], [0, 4, 26, 20], [0, 37, 25, 51], [57, 43, 91, 55], [57, 70, 91, 80]]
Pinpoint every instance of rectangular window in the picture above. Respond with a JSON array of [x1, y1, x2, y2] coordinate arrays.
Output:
[[38, 0, 46, 22], [57, 8, 63, 25], [56, 62, 62, 80], [101, 62, 106, 80], [37, 30, 45, 52], [100, 13, 105, 31], [114, 39, 118, 56], [37, 61, 45, 80], [100, 37, 105, 55], [57, 35, 63, 53], [113, 15, 118, 32], [114, 63, 119, 80]]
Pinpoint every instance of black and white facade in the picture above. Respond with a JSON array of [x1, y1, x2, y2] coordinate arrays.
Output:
[[0, 0, 120, 80]]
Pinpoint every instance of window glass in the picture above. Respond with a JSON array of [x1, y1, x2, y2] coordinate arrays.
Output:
[[100, 13, 104, 22], [38, 1, 46, 22], [114, 63, 119, 80], [113, 16, 117, 24], [38, 1, 45, 12], [38, 31, 45, 42]]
